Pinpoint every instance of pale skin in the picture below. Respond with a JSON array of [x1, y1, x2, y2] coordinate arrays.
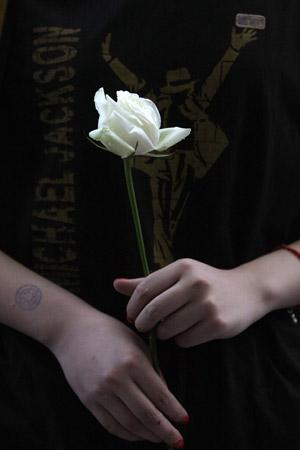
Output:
[[1, 244, 300, 446], [114, 242, 300, 348], [0, 250, 187, 446]]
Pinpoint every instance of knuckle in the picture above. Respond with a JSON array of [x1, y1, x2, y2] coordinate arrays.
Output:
[[213, 316, 230, 337], [100, 371, 119, 390], [190, 276, 204, 290], [204, 298, 218, 318], [178, 258, 194, 273], [120, 353, 138, 372], [135, 282, 150, 302], [100, 355, 136, 388], [85, 379, 106, 399]]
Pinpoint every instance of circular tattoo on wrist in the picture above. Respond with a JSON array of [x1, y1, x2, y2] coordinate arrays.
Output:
[[15, 285, 42, 311]]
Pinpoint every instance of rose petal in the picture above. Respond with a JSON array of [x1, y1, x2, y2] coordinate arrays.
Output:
[[98, 93, 118, 128], [155, 127, 191, 151], [117, 91, 161, 129], [90, 88, 189, 158], [94, 88, 106, 114], [107, 110, 156, 152], [112, 107, 159, 146], [107, 96, 144, 129], [94, 88, 108, 125], [89, 128, 135, 158]]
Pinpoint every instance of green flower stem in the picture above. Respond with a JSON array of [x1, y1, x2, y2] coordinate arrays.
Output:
[[123, 157, 177, 450], [123, 156, 160, 375], [123, 156, 150, 277]]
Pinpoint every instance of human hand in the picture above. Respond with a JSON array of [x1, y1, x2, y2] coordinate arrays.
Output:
[[231, 26, 258, 51], [114, 259, 270, 348], [50, 309, 187, 446]]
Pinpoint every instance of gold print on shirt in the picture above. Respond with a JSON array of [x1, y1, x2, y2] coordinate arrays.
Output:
[[32, 27, 81, 294], [102, 26, 259, 268], [0, 0, 8, 38]]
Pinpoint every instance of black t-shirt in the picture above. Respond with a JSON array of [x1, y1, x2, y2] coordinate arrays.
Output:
[[0, 1, 300, 449]]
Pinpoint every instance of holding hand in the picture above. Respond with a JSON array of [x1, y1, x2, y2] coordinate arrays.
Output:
[[50, 310, 187, 446], [114, 259, 271, 348]]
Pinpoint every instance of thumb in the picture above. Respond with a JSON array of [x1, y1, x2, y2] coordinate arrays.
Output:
[[113, 277, 142, 296]]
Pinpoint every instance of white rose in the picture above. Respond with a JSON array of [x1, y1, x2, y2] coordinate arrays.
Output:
[[89, 88, 191, 158]]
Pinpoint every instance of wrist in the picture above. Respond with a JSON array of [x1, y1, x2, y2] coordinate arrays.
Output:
[[233, 262, 273, 318], [237, 245, 300, 314], [41, 291, 102, 353], [0, 251, 108, 351]]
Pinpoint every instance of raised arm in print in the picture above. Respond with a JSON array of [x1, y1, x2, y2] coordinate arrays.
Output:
[[102, 33, 146, 92], [100, 25, 259, 268], [0, 0, 8, 38], [197, 27, 258, 110]]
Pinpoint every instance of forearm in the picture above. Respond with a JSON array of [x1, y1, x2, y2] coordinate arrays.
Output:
[[237, 241, 300, 313], [198, 47, 238, 109], [0, 249, 100, 349]]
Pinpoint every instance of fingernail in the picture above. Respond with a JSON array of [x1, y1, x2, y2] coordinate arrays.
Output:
[[181, 415, 190, 425], [127, 316, 134, 324], [174, 438, 185, 449], [114, 278, 128, 282]]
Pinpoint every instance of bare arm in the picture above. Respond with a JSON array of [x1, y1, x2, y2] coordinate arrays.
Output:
[[0, 249, 95, 347], [0, 249, 187, 446], [115, 241, 300, 347]]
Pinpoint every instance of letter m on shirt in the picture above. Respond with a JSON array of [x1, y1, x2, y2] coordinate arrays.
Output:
[[0, 0, 8, 38]]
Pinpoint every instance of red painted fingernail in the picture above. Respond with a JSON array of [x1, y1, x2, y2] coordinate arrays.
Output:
[[181, 415, 190, 425], [174, 438, 185, 449]]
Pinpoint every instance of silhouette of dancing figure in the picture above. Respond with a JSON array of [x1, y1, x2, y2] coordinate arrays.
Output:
[[101, 27, 258, 267]]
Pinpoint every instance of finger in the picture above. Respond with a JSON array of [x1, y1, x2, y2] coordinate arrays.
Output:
[[134, 366, 188, 424], [113, 278, 142, 296], [156, 300, 201, 340], [90, 403, 141, 442], [127, 261, 182, 320], [134, 283, 191, 332], [118, 380, 184, 447], [158, 368, 169, 387], [99, 394, 161, 443], [175, 320, 218, 348], [135, 273, 210, 333]]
